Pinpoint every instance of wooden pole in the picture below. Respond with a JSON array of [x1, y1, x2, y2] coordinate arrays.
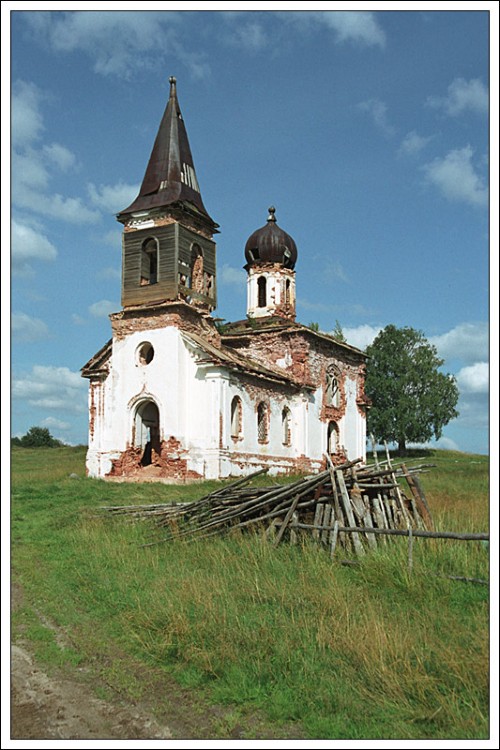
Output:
[[273, 494, 300, 547]]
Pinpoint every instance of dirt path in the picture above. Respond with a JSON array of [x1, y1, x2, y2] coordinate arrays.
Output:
[[10, 642, 173, 740], [9, 582, 225, 741]]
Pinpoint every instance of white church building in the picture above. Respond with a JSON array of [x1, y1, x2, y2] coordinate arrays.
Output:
[[82, 78, 370, 481]]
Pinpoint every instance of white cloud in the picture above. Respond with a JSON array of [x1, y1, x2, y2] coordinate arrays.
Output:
[[357, 98, 395, 136], [88, 182, 139, 215], [341, 324, 382, 351], [12, 80, 101, 224], [427, 77, 488, 117], [41, 416, 71, 431], [422, 146, 488, 207], [224, 19, 267, 50], [42, 143, 77, 172], [22, 11, 209, 80], [89, 299, 118, 317], [429, 322, 489, 365], [456, 362, 489, 394], [11, 220, 57, 277], [284, 11, 385, 48], [219, 264, 246, 285], [398, 130, 433, 157], [12, 365, 87, 413], [72, 314, 86, 326], [322, 259, 349, 283], [318, 11, 386, 47], [11, 80, 45, 148], [408, 436, 462, 452], [11, 312, 50, 343]]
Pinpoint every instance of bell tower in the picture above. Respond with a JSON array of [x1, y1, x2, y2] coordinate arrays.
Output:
[[244, 207, 297, 320], [117, 77, 218, 312]]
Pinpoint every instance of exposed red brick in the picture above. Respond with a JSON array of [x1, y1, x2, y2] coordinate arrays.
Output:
[[106, 436, 202, 482]]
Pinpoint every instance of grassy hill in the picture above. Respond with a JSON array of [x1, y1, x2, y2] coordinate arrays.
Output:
[[10, 446, 489, 739]]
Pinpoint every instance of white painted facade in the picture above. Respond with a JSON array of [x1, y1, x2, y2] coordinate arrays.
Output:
[[85, 320, 367, 480]]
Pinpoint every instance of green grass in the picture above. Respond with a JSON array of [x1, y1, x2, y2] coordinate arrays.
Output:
[[11, 446, 489, 739]]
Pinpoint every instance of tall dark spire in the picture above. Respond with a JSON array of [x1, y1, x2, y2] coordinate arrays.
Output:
[[118, 77, 216, 225]]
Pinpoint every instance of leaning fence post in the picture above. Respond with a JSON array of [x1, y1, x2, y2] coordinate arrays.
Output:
[[408, 523, 413, 574]]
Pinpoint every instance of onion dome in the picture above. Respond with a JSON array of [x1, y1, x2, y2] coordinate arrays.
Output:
[[244, 207, 298, 269]]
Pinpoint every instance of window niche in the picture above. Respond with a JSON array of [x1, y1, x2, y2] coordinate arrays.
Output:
[[230, 396, 243, 439], [325, 366, 340, 408], [282, 407, 292, 446], [327, 421, 339, 454], [257, 401, 269, 443]]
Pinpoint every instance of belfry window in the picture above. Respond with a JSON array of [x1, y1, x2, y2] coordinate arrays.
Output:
[[285, 279, 291, 306], [140, 238, 158, 285], [257, 276, 267, 308], [231, 396, 243, 438], [257, 402, 269, 443], [191, 244, 204, 294]]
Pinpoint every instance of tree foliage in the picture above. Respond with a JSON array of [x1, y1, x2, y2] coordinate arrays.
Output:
[[332, 320, 346, 343], [12, 426, 64, 448], [365, 325, 459, 454]]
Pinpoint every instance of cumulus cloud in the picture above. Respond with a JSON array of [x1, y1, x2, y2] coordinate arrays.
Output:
[[357, 98, 395, 136], [219, 264, 246, 285], [11, 312, 50, 343], [456, 362, 489, 394], [422, 146, 488, 207], [11, 80, 45, 148], [22, 11, 209, 80], [427, 77, 488, 117], [283, 11, 385, 47], [11, 220, 57, 277], [429, 322, 489, 365], [223, 19, 268, 50], [89, 299, 118, 317], [12, 79, 101, 224], [341, 324, 382, 351], [12, 365, 87, 413], [42, 143, 77, 172], [41, 416, 71, 431], [398, 130, 433, 157], [88, 182, 139, 215]]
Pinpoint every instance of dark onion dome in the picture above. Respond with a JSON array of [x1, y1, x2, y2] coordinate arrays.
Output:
[[244, 207, 298, 270]]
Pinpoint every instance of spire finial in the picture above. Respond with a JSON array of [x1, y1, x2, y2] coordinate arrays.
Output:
[[267, 206, 276, 222], [169, 76, 177, 97]]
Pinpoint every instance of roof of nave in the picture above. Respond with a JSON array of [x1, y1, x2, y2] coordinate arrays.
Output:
[[220, 317, 368, 360]]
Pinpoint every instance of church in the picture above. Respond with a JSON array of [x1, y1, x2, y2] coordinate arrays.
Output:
[[81, 77, 370, 481]]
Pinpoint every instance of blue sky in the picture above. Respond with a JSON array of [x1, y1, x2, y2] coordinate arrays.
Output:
[[5, 5, 497, 455]]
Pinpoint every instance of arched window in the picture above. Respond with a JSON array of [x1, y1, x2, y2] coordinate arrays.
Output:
[[257, 402, 268, 443], [282, 407, 292, 446], [327, 421, 339, 454], [140, 238, 158, 285], [257, 276, 267, 308], [231, 396, 243, 438], [325, 367, 340, 407]]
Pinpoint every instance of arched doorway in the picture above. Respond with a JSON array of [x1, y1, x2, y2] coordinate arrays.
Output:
[[134, 400, 160, 466]]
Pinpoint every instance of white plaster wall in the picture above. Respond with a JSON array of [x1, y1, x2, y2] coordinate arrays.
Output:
[[246, 268, 295, 318]]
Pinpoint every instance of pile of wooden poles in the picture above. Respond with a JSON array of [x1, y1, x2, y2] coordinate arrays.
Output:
[[98, 454, 436, 557]]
